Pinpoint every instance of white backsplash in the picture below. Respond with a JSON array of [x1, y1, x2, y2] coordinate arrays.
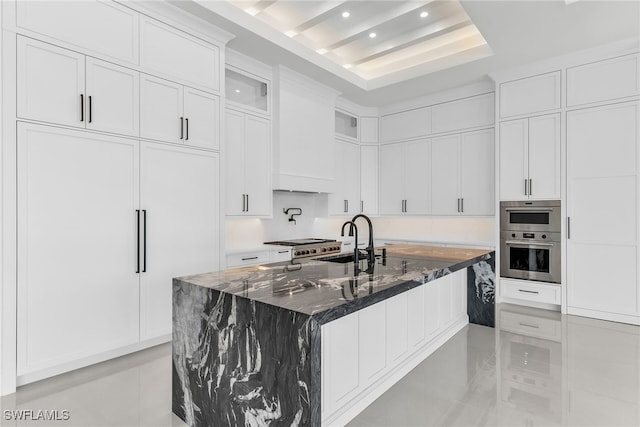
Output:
[[225, 192, 496, 251]]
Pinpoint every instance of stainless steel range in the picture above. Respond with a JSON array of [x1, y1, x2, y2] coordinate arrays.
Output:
[[264, 238, 342, 260]]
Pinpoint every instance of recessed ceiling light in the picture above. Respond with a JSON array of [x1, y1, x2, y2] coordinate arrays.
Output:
[[234, 89, 241, 93], [284, 30, 298, 37], [369, 32, 377, 38], [342, 11, 350, 18], [245, 7, 259, 16], [316, 48, 328, 55], [343, 64, 352, 69], [420, 11, 429, 18]]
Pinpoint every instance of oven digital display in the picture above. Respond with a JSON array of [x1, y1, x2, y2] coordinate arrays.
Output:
[[509, 247, 550, 273], [509, 212, 549, 225]]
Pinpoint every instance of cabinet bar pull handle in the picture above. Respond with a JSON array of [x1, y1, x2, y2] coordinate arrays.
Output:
[[278, 250, 289, 254], [567, 217, 571, 239], [80, 94, 84, 122], [136, 209, 140, 273], [185, 118, 189, 141], [242, 256, 259, 261], [518, 322, 540, 329], [404, 199, 407, 213], [180, 117, 184, 139], [457, 198, 460, 213], [88, 96, 92, 123], [361, 200, 364, 213], [461, 198, 464, 213], [529, 179, 532, 196], [518, 289, 539, 294], [246, 194, 249, 212], [142, 210, 147, 272], [524, 179, 528, 196]]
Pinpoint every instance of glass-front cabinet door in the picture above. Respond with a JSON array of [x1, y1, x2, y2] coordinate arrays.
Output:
[[225, 68, 269, 114], [335, 110, 358, 140]]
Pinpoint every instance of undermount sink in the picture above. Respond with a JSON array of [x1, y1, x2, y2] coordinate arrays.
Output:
[[314, 253, 356, 263]]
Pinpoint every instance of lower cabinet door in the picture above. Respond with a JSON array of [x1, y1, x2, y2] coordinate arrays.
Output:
[[17, 123, 140, 377], [139, 143, 220, 340]]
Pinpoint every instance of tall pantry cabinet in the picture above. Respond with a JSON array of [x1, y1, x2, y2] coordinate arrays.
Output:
[[9, 0, 230, 384]]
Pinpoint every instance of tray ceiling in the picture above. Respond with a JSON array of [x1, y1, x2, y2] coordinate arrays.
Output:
[[226, 0, 491, 82]]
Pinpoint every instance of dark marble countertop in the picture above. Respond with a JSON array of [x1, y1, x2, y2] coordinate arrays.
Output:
[[175, 244, 493, 324]]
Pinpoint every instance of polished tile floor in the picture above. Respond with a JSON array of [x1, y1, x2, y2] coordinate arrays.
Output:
[[2, 303, 639, 426]]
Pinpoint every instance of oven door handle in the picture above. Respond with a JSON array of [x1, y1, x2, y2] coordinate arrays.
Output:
[[505, 240, 555, 247], [503, 208, 554, 212]]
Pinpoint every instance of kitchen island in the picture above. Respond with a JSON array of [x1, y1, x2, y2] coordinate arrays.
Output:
[[172, 244, 495, 426]]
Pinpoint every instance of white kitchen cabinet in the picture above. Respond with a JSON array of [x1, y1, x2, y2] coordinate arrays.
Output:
[[379, 140, 431, 215], [499, 71, 561, 118], [141, 74, 219, 149], [360, 145, 379, 215], [360, 117, 379, 144], [358, 302, 387, 385], [140, 16, 220, 92], [139, 143, 220, 341], [322, 312, 360, 415], [379, 144, 404, 215], [16, 0, 139, 65], [380, 106, 431, 142], [225, 68, 269, 114], [432, 129, 494, 215], [567, 53, 640, 107], [499, 113, 560, 200], [431, 93, 494, 134], [85, 57, 139, 136], [335, 110, 358, 141], [329, 140, 360, 216], [500, 278, 561, 305], [566, 101, 639, 322], [322, 268, 468, 425], [225, 109, 271, 216], [17, 123, 140, 378], [17, 37, 140, 137]]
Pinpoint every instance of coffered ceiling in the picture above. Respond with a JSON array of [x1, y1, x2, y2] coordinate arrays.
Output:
[[171, 0, 640, 106], [225, 0, 491, 82]]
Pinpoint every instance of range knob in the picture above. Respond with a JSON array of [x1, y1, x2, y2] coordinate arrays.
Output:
[[321, 248, 327, 252], [542, 234, 547, 239], [512, 233, 516, 238], [295, 251, 301, 256]]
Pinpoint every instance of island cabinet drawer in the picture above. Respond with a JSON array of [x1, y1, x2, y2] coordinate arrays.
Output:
[[501, 278, 561, 305], [499, 310, 561, 341], [226, 251, 269, 268]]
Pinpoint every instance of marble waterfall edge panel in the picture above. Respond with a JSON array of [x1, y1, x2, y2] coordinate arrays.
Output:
[[467, 256, 496, 327], [172, 279, 317, 426]]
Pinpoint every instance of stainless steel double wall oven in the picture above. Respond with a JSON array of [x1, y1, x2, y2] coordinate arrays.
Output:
[[500, 201, 561, 284]]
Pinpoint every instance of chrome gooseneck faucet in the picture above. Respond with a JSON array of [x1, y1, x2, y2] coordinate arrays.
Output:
[[351, 214, 375, 265]]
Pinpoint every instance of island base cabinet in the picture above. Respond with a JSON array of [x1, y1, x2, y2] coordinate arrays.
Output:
[[322, 269, 468, 426]]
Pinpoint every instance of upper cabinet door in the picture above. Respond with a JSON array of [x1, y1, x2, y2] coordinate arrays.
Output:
[[243, 114, 271, 216], [140, 74, 183, 144], [85, 57, 139, 137], [500, 71, 561, 118], [16, 0, 139, 65], [528, 114, 560, 200], [379, 144, 404, 215], [431, 135, 459, 215], [360, 145, 379, 215], [404, 139, 431, 215], [360, 117, 379, 144], [499, 119, 528, 200], [225, 109, 246, 216], [380, 107, 431, 143], [460, 129, 495, 215], [140, 17, 220, 92], [329, 140, 360, 215], [17, 37, 85, 128], [183, 87, 220, 150]]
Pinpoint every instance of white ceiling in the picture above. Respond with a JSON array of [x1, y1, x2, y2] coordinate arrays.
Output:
[[170, 0, 640, 107], [225, 0, 492, 83]]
